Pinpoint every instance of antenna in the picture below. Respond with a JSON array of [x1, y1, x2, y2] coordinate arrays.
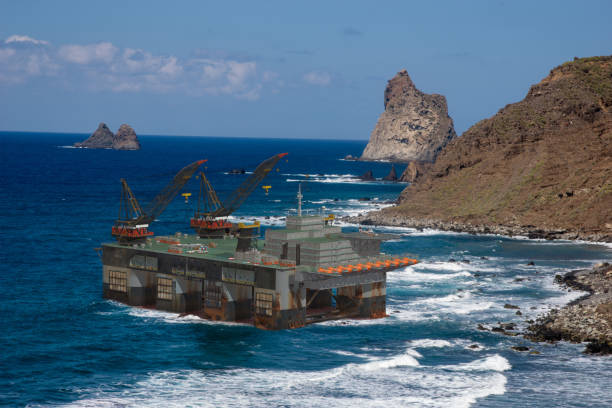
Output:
[[297, 183, 303, 216]]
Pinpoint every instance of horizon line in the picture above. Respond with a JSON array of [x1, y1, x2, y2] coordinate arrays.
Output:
[[0, 129, 370, 142]]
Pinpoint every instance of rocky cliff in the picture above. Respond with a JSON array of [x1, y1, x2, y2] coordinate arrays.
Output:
[[74, 123, 140, 150], [356, 56, 612, 242], [360, 70, 457, 162]]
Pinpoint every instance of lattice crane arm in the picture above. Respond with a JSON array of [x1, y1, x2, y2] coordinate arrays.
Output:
[[137, 159, 207, 225], [210, 153, 287, 218]]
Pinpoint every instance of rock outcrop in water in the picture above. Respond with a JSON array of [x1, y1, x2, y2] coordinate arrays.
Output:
[[112, 124, 140, 150], [526, 263, 612, 354], [74, 123, 114, 149], [360, 69, 457, 162], [354, 56, 612, 242], [383, 165, 398, 181], [399, 161, 431, 183], [74, 123, 140, 150], [360, 170, 375, 181]]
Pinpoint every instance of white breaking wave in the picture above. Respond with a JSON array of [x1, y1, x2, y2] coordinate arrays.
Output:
[[64, 349, 509, 408], [118, 305, 249, 327], [388, 268, 472, 284], [412, 291, 496, 315], [409, 339, 453, 348], [440, 354, 512, 372], [358, 348, 422, 371], [283, 172, 402, 185]]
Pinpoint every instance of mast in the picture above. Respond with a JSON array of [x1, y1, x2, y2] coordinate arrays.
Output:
[[297, 183, 303, 216]]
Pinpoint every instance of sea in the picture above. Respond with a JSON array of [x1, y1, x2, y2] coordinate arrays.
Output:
[[1, 132, 611, 408]]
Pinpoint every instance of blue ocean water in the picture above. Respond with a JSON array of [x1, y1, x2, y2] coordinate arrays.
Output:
[[0, 132, 611, 407]]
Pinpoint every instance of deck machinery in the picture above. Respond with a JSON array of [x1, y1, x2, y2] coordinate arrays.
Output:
[[101, 156, 417, 329], [190, 153, 288, 239]]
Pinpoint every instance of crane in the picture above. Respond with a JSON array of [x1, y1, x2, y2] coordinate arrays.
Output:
[[111, 159, 207, 243], [190, 153, 287, 238]]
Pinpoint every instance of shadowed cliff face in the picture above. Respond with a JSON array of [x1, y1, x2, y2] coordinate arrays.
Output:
[[360, 70, 457, 162], [389, 56, 612, 238]]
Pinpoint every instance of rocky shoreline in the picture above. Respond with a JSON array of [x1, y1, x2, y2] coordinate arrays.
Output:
[[525, 263, 612, 354], [346, 210, 612, 243]]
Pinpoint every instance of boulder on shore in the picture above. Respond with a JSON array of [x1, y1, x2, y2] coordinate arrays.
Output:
[[526, 263, 612, 354]]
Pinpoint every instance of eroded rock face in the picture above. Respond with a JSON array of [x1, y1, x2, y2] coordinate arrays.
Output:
[[113, 124, 140, 150], [360, 70, 457, 162], [74, 123, 114, 148]]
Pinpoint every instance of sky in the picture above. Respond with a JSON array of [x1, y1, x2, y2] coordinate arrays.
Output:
[[0, 0, 611, 139]]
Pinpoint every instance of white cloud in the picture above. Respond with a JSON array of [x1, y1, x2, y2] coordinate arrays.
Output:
[[0, 48, 16, 61], [0, 35, 277, 100], [0, 36, 57, 84], [115, 48, 182, 77], [303, 70, 331, 86], [196, 59, 261, 99], [262, 71, 278, 82], [5, 35, 49, 46], [226, 61, 256, 88], [59, 42, 117, 64]]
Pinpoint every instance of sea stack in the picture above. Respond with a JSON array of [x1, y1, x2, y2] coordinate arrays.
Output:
[[383, 165, 398, 181], [360, 70, 457, 162], [399, 161, 430, 183], [113, 124, 140, 150], [74, 123, 114, 149], [360, 170, 375, 181], [74, 123, 141, 150]]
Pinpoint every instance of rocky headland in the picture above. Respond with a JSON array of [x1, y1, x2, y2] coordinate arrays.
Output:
[[360, 69, 457, 163], [74, 123, 140, 150], [526, 263, 612, 354], [352, 56, 612, 243]]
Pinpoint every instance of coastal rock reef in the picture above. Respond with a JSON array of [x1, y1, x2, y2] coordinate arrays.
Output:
[[526, 263, 612, 354], [357, 56, 612, 242], [360, 69, 457, 162], [74, 123, 141, 150]]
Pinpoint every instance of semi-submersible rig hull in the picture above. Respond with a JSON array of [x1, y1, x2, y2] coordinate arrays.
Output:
[[101, 155, 417, 330]]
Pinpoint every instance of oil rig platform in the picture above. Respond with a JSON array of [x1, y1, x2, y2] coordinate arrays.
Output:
[[101, 156, 417, 329]]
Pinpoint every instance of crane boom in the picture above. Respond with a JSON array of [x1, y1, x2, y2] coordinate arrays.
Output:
[[211, 152, 287, 217], [112, 159, 206, 242], [190, 153, 287, 238], [141, 159, 207, 224]]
